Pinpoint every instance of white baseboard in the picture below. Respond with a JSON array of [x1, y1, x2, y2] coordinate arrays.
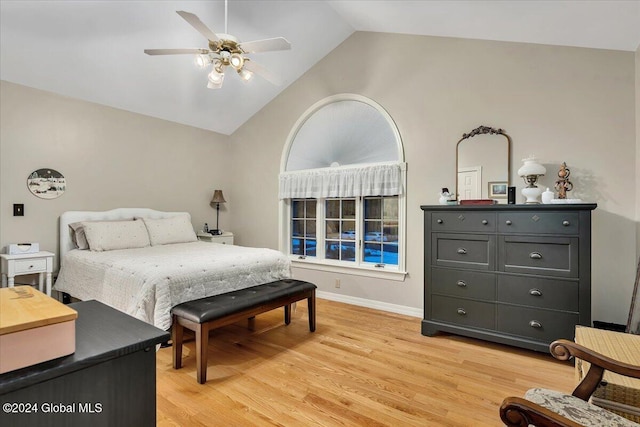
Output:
[[316, 291, 422, 318]]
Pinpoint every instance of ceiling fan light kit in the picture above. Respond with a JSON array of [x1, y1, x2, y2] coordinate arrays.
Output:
[[238, 67, 253, 81], [229, 53, 244, 69], [195, 54, 211, 69], [144, 3, 291, 90], [207, 67, 224, 88]]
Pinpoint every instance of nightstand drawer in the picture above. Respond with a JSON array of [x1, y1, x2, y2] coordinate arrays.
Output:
[[497, 305, 578, 342], [197, 231, 234, 245], [431, 212, 496, 233], [432, 295, 495, 330], [432, 233, 495, 271], [14, 258, 47, 274], [497, 275, 579, 312], [431, 268, 496, 300], [499, 236, 578, 278], [213, 236, 233, 245]]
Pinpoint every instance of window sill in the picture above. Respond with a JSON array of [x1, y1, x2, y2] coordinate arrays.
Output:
[[290, 257, 407, 281]]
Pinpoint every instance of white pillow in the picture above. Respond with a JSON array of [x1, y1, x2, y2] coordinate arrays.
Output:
[[69, 222, 89, 250], [69, 219, 134, 250], [82, 220, 151, 252], [140, 214, 197, 246]]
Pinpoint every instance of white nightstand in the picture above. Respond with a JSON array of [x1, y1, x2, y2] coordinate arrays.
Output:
[[0, 251, 55, 296], [197, 231, 234, 245]]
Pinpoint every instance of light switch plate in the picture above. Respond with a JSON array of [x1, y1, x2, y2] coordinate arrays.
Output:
[[13, 204, 24, 216]]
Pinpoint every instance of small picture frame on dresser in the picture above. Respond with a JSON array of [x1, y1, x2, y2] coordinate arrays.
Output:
[[488, 182, 508, 198]]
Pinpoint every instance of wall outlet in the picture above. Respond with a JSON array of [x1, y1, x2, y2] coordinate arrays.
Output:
[[334, 279, 341, 288]]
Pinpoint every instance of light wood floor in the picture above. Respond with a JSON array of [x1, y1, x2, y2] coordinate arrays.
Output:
[[156, 298, 575, 426]]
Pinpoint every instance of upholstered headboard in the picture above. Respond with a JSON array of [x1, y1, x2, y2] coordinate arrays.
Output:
[[59, 208, 188, 264]]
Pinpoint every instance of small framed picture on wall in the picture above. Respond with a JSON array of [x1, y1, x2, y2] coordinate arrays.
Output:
[[488, 182, 507, 198]]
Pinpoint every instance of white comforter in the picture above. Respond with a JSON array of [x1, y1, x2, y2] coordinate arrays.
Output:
[[54, 241, 291, 330]]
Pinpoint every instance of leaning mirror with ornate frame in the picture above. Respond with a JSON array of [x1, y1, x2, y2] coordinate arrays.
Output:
[[456, 126, 511, 203]]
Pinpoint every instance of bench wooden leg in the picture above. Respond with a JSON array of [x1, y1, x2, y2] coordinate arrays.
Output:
[[172, 315, 183, 369], [308, 292, 316, 332], [284, 304, 291, 325], [248, 316, 256, 330], [196, 323, 209, 384]]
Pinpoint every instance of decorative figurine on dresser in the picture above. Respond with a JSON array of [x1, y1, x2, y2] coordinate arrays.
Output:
[[554, 162, 574, 199], [420, 203, 597, 352]]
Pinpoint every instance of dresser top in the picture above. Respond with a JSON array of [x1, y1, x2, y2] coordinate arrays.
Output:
[[421, 203, 597, 211]]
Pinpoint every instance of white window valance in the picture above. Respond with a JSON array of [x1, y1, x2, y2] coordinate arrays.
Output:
[[279, 162, 405, 199]]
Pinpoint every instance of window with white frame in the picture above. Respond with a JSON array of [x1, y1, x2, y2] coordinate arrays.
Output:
[[291, 199, 317, 257], [279, 94, 406, 279]]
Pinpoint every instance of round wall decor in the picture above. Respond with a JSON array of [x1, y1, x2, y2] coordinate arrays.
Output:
[[27, 168, 66, 199]]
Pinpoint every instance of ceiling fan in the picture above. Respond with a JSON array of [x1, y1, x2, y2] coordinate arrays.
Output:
[[144, 2, 291, 89]]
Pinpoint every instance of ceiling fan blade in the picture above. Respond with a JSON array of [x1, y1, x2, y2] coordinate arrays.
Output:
[[144, 48, 209, 55], [176, 11, 219, 42], [240, 37, 291, 53], [243, 60, 282, 86]]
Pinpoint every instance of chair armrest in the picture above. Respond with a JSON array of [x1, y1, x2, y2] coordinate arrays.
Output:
[[550, 339, 640, 400], [500, 396, 584, 427]]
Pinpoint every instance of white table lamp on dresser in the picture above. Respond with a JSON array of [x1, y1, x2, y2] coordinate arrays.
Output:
[[518, 156, 546, 204], [0, 251, 55, 296]]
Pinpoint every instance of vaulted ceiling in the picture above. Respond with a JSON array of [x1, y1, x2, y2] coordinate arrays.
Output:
[[1, 1, 639, 135]]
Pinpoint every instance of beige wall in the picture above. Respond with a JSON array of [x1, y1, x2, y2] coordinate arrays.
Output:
[[0, 81, 232, 270], [230, 32, 637, 325], [1, 32, 637, 326]]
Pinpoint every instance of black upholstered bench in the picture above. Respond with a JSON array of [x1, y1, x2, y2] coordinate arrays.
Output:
[[171, 279, 317, 384]]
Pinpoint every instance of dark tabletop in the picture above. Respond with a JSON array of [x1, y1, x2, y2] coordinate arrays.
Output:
[[0, 300, 169, 394]]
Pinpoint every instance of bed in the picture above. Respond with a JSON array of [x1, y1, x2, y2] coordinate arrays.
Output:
[[53, 208, 291, 330]]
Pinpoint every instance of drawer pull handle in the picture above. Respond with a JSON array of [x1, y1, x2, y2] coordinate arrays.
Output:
[[456, 280, 467, 288], [457, 248, 467, 255], [505, 220, 512, 226], [437, 219, 443, 224], [457, 308, 467, 316], [529, 320, 542, 329], [29, 265, 34, 269], [562, 220, 570, 226], [482, 219, 488, 225], [529, 288, 542, 296], [529, 252, 542, 260]]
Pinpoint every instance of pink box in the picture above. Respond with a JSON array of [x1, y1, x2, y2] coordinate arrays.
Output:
[[0, 286, 77, 374]]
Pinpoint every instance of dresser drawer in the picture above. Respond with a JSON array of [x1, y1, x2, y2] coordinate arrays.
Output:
[[431, 212, 496, 233], [431, 268, 496, 301], [499, 236, 578, 278], [497, 275, 579, 312], [497, 305, 578, 342], [432, 233, 495, 271], [432, 295, 495, 329], [498, 212, 579, 235], [14, 258, 47, 274]]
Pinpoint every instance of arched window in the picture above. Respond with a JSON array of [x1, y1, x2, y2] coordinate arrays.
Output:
[[279, 94, 406, 279]]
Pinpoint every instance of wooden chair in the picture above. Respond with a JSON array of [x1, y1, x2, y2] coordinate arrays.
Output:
[[500, 339, 640, 427]]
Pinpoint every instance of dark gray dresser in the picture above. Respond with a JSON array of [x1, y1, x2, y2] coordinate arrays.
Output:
[[420, 204, 596, 352]]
